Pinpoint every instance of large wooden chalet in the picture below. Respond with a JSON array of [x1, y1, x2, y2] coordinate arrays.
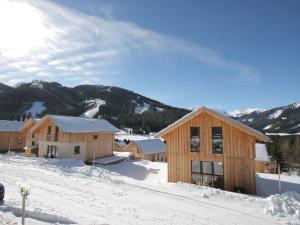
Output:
[[155, 107, 270, 194]]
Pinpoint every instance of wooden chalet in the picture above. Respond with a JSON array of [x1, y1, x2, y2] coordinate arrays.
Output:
[[0, 120, 25, 152], [31, 115, 119, 162], [125, 139, 167, 162], [155, 107, 270, 194]]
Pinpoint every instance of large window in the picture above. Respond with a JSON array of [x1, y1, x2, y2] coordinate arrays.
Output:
[[54, 126, 59, 142], [190, 127, 200, 152], [46, 126, 51, 141], [212, 127, 223, 154], [191, 160, 224, 189]]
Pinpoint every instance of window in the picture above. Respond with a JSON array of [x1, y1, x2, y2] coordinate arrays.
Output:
[[74, 146, 80, 155], [93, 135, 98, 140], [17, 139, 22, 144], [32, 132, 35, 138], [46, 126, 51, 141], [212, 127, 223, 154], [191, 160, 224, 189], [47, 126, 51, 135], [54, 126, 59, 141], [32, 141, 35, 146], [190, 127, 200, 152]]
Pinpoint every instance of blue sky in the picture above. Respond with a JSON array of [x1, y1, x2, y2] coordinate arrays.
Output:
[[0, 0, 299, 111]]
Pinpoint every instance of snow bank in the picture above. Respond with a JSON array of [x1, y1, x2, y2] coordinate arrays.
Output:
[[264, 192, 300, 220]]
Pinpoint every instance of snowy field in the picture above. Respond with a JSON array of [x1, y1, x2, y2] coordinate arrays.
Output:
[[0, 154, 299, 225]]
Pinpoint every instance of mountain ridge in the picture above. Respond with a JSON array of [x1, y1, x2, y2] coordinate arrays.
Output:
[[0, 80, 299, 134]]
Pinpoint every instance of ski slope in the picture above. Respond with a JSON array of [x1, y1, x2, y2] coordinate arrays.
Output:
[[0, 155, 299, 225]]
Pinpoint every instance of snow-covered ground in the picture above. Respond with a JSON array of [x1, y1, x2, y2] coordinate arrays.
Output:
[[25, 101, 46, 117], [81, 98, 105, 118], [256, 173, 300, 197], [0, 154, 299, 225]]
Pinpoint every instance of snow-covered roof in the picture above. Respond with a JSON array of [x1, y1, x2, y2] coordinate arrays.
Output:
[[0, 120, 25, 132], [133, 139, 166, 155], [255, 143, 270, 162], [35, 115, 119, 133]]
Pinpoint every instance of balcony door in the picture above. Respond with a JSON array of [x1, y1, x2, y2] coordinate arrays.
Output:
[[47, 145, 58, 158]]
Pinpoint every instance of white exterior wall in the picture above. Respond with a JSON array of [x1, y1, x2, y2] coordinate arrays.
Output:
[[39, 141, 87, 161]]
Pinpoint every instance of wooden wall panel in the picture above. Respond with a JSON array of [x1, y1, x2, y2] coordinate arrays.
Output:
[[163, 112, 257, 194], [0, 132, 25, 151]]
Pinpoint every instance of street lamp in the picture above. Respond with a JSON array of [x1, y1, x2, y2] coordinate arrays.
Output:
[[19, 182, 30, 225]]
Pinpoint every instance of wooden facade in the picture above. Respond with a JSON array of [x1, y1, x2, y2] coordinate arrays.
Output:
[[32, 116, 115, 162], [155, 107, 270, 194], [0, 131, 25, 152], [255, 160, 277, 173]]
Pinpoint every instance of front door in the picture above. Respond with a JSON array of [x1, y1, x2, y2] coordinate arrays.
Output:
[[47, 145, 58, 158]]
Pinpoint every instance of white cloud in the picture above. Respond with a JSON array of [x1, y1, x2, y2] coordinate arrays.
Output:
[[0, 0, 260, 86]]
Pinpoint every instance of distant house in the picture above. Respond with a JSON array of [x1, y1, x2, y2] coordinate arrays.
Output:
[[31, 115, 119, 161], [155, 107, 270, 194], [114, 140, 127, 152], [0, 120, 25, 152], [255, 143, 277, 173], [124, 139, 167, 162]]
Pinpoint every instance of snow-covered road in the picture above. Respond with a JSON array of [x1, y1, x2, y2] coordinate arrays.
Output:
[[0, 155, 299, 225]]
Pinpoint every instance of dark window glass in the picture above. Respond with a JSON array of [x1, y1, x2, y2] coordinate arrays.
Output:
[[191, 160, 224, 189], [212, 127, 223, 154], [191, 160, 201, 173], [47, 126, 51, 135], [32, 141, 35, 146], [190, 127, 200, 152], [54, 126, 59, 142], [93, 135, 98, 140], [192, 173, 203, 185], [213, 162, 224, 176], [202, 161, 212, 174], [212, 176, 224, 189], [32, 132, 35, 138], [74, 146, 80, 155]]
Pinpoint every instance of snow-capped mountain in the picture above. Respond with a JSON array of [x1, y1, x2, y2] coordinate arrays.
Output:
[[0, 80, 188, 133], [229, 103, 300, 133]]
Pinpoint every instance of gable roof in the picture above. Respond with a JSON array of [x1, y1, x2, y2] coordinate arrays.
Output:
[[33, 115, 119, 133], [0, 120, 25, 132], [133, 139, 166, 155], [155, 107, 271, 143], [19, 118, 40, 132], [255, 143, 270, 162]]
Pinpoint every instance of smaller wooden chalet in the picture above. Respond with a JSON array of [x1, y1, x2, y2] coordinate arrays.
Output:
[[31, 115, 119, 162], [0, 120, 25, 152], [125, 139, 167, 162], [255, 143, 277, 173], [20, 118, 40, 155]]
